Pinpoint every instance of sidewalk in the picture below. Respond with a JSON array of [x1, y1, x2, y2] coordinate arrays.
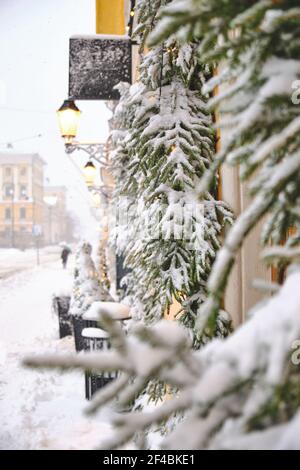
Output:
[[0, 261, 111, 450]]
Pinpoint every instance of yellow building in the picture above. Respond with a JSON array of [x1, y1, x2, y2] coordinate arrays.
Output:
[[0, 152, 45, 248]]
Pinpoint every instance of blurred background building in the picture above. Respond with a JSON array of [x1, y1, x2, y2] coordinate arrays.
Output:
[[0, 152, 44, 248], [0, 152, 75, 248]]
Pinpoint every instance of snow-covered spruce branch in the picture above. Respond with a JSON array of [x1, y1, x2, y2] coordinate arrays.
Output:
[[196, 150, 300, 330], [230, 0, 276, 29], [110, 0, 233, 352], [24, 311, 198, 407], [24, 268, 300, 449], [85, 373, 130, 415], [24, 351, 126, 374], [240, 115, 300, 170], [98, 391, 192, 450], [99, 267, 300, 449], [148, 0, 300, 329], [260, 7, 300, 33], [261, 246, 300, 264]]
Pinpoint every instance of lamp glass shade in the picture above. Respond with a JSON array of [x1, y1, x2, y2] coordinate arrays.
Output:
[[57, 100, 81, 142], [84, 160, 96, 187]]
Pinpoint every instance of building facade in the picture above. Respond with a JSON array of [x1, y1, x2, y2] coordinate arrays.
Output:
[[0, 152, 45, 248]]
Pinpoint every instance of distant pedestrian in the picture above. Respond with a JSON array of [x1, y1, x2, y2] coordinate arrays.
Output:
[[61, 246, 71, 269]]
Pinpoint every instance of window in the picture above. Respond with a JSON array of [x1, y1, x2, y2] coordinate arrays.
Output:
[[5, 167, 12, 177], [20, 167, 27, 177], [3, 185, 13, 199], [5, 208, 11, 220], [19, 207, 26, 220], [19, 185, 28, 199]]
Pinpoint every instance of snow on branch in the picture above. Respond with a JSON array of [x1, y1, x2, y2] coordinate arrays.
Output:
[[197, 150, 300, 329], [24, 268, 300, 449]]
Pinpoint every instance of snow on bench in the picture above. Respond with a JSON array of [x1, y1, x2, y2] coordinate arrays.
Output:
[[82, 301, 131, 322], [81, 327, 109, 339]]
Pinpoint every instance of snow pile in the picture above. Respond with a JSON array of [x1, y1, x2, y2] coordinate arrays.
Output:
[[82, 327, 109, 339], [83, 301, 131, 321]]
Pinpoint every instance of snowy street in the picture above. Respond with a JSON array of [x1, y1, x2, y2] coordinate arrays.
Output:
[[0, 256, 111, 450], [0, 246, 65, 280]]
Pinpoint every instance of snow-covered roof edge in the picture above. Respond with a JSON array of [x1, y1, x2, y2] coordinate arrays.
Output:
[[70, 34, 131, 41]]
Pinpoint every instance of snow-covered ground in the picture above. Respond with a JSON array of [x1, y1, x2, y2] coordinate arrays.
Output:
[[0, 258, 112, 450], [0, 246, 67, 280]]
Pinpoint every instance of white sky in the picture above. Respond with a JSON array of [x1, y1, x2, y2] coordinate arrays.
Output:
[[0, 0, 112, 240]]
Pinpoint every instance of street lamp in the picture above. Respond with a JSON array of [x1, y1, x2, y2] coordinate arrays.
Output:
[[57, 98, 112, 197], [57, 99, 81, 145], [57, 98, 107, 164], [84, 165, 113, 199], [44, 195, 58, 245], [83, 160, 97, 187]]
